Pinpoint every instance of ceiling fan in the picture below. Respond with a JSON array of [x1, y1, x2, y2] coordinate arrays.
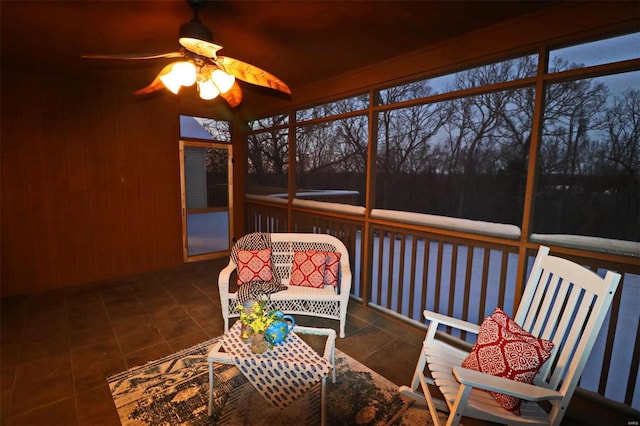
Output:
[[83, 0, 291, 107]]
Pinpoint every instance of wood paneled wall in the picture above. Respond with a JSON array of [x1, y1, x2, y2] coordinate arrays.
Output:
[[1, 70, 185, 296]]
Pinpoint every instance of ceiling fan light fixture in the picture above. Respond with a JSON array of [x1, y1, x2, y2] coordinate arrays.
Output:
[[198, 79, 220, 100], [159, 70, 183, 94], [211, 69, 235, 94], [175, 61, 197, 86], [159, 61, 197, 94]]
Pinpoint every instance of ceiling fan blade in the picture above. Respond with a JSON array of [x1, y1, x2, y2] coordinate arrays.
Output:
[[216, 56, 291, 95], [82, 52, 184, 60], [133, 63, 176, 95], [219, 80, 243, 108], [178, 38, 223, 58]]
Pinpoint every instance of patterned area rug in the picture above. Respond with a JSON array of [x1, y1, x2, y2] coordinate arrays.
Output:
[[108, 336, 440, 425]]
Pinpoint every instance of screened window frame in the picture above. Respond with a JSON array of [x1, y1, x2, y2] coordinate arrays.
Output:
[[245, 30, 640, 242]]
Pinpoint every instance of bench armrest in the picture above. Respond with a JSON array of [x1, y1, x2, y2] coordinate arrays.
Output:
[[338, 260, 352, 296], [218, 260, 236, 297]]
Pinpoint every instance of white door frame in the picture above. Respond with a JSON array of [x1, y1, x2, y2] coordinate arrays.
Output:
[[179, 139, 233, 262]]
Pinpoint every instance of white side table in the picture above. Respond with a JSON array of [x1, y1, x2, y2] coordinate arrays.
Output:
[[208, 325, 336, 426]]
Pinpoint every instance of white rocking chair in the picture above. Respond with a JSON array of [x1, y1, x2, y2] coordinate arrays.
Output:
[[399, 245, 621, 426]]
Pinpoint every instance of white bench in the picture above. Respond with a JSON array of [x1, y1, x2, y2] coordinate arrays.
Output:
[[218, 233, 352, 338]]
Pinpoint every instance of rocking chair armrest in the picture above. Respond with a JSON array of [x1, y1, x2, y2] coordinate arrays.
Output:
[[423, 310, 481, 334], [218, 260, 237, 291], [452, 366, 563, 402]]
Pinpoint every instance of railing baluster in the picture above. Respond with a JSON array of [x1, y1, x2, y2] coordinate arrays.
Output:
[[397, 233, 407, 313], [498, 250, 508, 310], [434, 241, 444, 314], [386, 233, 395, 310], [447, 244, 458, 334], [408, 235, 418, 320], [376, 230, 384, 305], [421, 238, 431, 317], [479, 248, 490, 321], [627, 318, 640, 406], [461, 245, 474, 340]]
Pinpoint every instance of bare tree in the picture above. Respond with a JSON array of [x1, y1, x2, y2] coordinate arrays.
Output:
[[540, 66, 608, 176], [377, 82, 447, 208], [597, 88, 640, 176], [247, 114, 289, 190], [433, 58, 534, 216], [295, 95, 369, 195]]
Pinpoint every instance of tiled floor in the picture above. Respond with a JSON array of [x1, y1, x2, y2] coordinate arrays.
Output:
[[0, 258, 632, 425]]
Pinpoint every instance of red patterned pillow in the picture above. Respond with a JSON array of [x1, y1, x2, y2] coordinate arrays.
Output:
[[325, 252, 341, 287], [461, 310, 554, 415], [491, 307, 555, 353], [236, 248, 273, 285], [290, 250, 327, 288]]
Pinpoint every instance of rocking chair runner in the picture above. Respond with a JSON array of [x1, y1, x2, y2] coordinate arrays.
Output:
[[399, 246, 621, 426]]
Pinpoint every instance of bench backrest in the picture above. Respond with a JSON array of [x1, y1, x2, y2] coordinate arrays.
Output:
[[269, 233, 350, 285]]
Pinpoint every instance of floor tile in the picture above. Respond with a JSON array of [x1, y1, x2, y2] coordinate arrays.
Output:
[[110, 317, 153, 339], [182, 297, 218, 317], [69, 326, 117, 350], [155, 317, 200, 341], [116, 324, 165, 355], [25, 291, 66, 316], [347, 302, 381, 323], [199, 287, 221, 302], [68, 311, 112, 334], [75, 382, 120, 426], [9, 372, 74, 418], [373, 316, 427, 345], [14, 353, 72, 389], [166, 286, 204, 304], [336, 323, 397, 360], [202, 324, 226, 339], [149, 306, 190, 323], [106, 306, 149, 325], [21, 312, 70, 343], [66, 300, 107, 318], [140, 295, 181, 313], [72, 357, 127, 393], [19, 338, 69, 364], [190, 311, 223, 330], [123, 342, 172, 369], [25, 309, 68, 325], [166, 328, 210, 352], [5, 396, 78, 426], [363, 338, 423, 386], [70, 339, 122, 369]]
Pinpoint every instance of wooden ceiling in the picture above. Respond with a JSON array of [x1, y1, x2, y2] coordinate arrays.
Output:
[[1, 0, 563, 107]]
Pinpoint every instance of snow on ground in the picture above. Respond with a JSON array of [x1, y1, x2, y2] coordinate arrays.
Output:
[[186, 212, 229, 255]]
